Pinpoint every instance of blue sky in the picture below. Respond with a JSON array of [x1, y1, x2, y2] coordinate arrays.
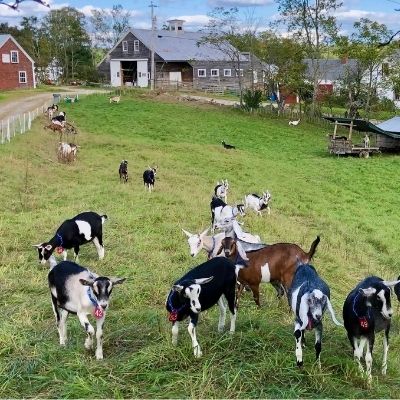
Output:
[[1, 0, 399, 34]]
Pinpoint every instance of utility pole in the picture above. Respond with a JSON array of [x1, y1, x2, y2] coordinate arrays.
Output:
[[149, 1, 158, 90]]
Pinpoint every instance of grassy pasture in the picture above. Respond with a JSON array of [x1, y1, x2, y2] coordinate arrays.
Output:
[[1, 92, 400, 398]]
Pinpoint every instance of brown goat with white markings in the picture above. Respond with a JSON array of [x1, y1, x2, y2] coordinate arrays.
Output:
[[217, 236, 320, 307]]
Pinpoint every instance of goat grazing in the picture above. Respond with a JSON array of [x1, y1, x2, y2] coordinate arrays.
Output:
[[45, 104, 58, 120], [343, 276, 400, 383], [57, 142, 79, 163], [143, 166, 157, 192], [109, 96, 121, 104], [166, 257, 238, 358], [288, 263, 342, 367], [218, 236, 320, 306], [48, 259, 125, 359], [214, 179, 229, 203], [119, 160, 128, 183], [289, 119, 300, 126], [52, 111, 66, 127], [244, 191, 272, 216], [182, 228, 225, 259], [210, 196, 245, 232], [221, 140, 236, 149], [33, 211, 108, 265]]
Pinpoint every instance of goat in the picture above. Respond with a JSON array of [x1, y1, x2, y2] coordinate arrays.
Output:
[[210, 196, 245, 232], [363, 134, 370, 148], [143, 166, 157, 192], [45, 122, 64, 133], [109, 96, 121, 104], [217, 236, 320, 307], [214, 179, 229, 203], [215, 217, 261, 244], [182, 228, 225, 259], [289, 119, 300, 126], [166, 257, 238, 358], [48, 258, 125, 359], [288, 263, 342, 367], [343, 276, 400, 384], [119, 160, 128, 183], [33, 211, 108, 265], [52, 111, 66, 127], [45, 104, 58, 120], [58, 142, 79, 162], [244, 191, 272, 216], [221, 140, 236, 149]]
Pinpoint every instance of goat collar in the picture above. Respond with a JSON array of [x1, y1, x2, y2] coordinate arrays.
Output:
[[353, 292, 370, 330], [207, 237, 216, 259], [55, 233, 64, 254], [167, 291, 187, 322], [87, 287, 104, 319]]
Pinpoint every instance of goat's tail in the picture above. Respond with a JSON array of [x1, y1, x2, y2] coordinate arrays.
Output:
[[326, 297, 343, 326], [307, 236, 320, 260], [101, 215, 108, 224]]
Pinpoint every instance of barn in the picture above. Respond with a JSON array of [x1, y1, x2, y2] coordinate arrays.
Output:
[[0, 34, 36, 90], [97, 20, 265, 90]]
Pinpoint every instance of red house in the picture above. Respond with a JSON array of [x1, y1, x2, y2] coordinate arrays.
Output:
[[0, 34, 36, 90]]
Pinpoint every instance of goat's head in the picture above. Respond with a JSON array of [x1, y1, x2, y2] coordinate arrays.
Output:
[[360, 280, 400, 320], [80, 276, 126, 310], [223, 179, 229, 189], [172, 277, 213, 313], [307, 289, 327, 323], [394, 276, 400, 302], [33, 243, 54, 265], [182, 228, 208, 257], [236, 204, 246, 217], [262, 191, 271, 203]]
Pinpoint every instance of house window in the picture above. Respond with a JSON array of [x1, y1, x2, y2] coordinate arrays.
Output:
[[122, 41, 128, 52], [198, 69, 206, 77], [19, 71, 27, 83], [2, 53, 10, 63], [235, 69, 244, 77], [134, 40, 139, 52], [224, 69, 231, 77], [11, 50, 19, 63], [117, 72, 120, 78], [211, 69, 219, 77]]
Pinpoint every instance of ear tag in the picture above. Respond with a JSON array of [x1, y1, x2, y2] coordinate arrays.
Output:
[[56, 247, 64, 254], [169, 311, 178, 322], [359, 317, 369, 330], [94, 306, 104, 319]]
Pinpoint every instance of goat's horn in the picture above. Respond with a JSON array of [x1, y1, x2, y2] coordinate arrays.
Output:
[[182, 228, 192, 237]]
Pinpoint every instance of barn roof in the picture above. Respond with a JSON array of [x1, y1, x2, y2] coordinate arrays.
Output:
[[0, 34, 11, 49], [304, 59, 359, 81], [376, 116, 400, 133], [0, 34, 34, 64]]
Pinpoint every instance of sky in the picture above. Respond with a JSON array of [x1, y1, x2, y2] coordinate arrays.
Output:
[[0, 0, 399, 34]]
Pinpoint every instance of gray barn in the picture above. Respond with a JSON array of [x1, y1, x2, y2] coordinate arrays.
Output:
[[97, 20, 265, 89]]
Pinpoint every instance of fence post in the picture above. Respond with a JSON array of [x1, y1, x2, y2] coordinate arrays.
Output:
[[7, 118, 10, 142], [1, 120, 3, 144], [23, 113, 26, 134], [28, 112, 31, 130]]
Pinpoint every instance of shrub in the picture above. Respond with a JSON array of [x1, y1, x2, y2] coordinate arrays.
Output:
[[243, 89, 263, 111]]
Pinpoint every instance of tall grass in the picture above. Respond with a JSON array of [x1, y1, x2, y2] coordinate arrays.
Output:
[[0, 93, 400, 398]]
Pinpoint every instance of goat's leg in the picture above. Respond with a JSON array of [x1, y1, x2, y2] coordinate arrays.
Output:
[[294, 324, 303, 367], [249, 284, 261, 307], [267, 205, 271, 215], [51, 294, 64, 345], [301, 330, 306, 348], [95, 317, 105, 360], [225, 287, 237, 334], [58, 309, 69, 345], [235, 282, 245, 308], [365, 336, 374, 385], [354, 337, 367, 373], [93, 236, 105, 260], [171, 321, 179, 346], [382, 326, 390, 375], [62, 249, 68, 261], [188, 316, 201, 358], [73, 245, 79, 262], [315, 324, 323, 369], [217, 296, 227, 332], [77, 312, 95, 350]]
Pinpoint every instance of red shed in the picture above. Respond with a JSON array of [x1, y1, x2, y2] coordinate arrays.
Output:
[[0, 34, 36, 90]]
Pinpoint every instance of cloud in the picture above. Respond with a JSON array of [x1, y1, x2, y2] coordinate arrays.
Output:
[[208, 0, 274, 6]]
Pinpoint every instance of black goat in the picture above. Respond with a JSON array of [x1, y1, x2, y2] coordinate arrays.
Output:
[[143, 166, 157, 192], [119, 160, 128, 183], [221, 140, 236, 149]]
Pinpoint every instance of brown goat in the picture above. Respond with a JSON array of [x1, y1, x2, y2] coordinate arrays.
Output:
[[217, 236, 320, 307]]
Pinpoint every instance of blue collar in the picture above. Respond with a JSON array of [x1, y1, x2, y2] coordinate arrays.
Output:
[[167, 291, 187, 314], [353, 292, 370, 319], [56, 233, 63, 247], [87, 287, 98, 308]]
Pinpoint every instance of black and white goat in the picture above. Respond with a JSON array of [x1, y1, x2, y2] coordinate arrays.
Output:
[[214, 179, 229, 203], [33, 211, 107, 265], [45, 104, 58, 120], [288, 263, 342, 367], [244, 191, 272, 216], [52, 111, 66, 127], [210, 196, 245, 232], [182, 228, 225, 259], [143, 166, 157, 192], [343, 276, 400, 383], [48, 259, 125, 359], [166, 257, 238, 358], [119, 160, 128, 183]]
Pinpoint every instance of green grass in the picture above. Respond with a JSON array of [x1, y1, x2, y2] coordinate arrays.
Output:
[[1, 92, 400, 398], [0, 85, 68, 103]]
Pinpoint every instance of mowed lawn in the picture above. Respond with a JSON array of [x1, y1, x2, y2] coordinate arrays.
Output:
[[1, 92, 400, 398]]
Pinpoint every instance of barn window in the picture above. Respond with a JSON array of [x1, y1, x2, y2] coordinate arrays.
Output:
[[198, 69, 206, 77], [122, 41, 128, 52], [134, 40, 140, 52], [11, 50, 19, 63], [19, 71, 27, 83], [2, 53, 10, 63], [224, 69, 231, 77], [211, 69, 219, 77], [235, 69, 244, 77]]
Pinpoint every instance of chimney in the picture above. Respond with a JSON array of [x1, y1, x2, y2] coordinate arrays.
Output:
[[167, 19, 185, 35]]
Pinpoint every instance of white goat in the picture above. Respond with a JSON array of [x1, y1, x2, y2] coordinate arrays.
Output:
[[245, 191, 272, 216], [215, 218, 261, 243], [182, 228, 225, 259]]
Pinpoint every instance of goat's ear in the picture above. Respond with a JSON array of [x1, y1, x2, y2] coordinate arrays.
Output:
[[172, 284, 184, 293], [382, 280, 400, 288], [182, 228, 193, 237], [200, 227, 209, 237], [236, 241, 249, 261], [32, 243, 43, 248], [45, 244, 53, 251], [111, 277, 126, 285], [194, 276, 213, 285], [79, 278, 94, 287], [360, 287, 376, 297], [216, 245, 223, 255]]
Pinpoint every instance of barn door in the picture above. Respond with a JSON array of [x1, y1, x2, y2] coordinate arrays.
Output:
[[169, 71, 182, 83], [137, 60, 148, 87], [110, 60, 121, 87]]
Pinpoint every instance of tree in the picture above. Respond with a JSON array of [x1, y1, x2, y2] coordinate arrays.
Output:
[[275, 0, 343, 115]]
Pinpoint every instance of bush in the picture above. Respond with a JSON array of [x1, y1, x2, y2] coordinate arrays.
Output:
[[375, 97, 397, 112], [243, 89, 263, 111]]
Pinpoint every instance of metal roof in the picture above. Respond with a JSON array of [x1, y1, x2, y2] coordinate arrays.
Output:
[[377, 116, 400, 134], [0, 34, 11, 49], [304, 58, 359, 81], [131, 28, 246, 62]]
